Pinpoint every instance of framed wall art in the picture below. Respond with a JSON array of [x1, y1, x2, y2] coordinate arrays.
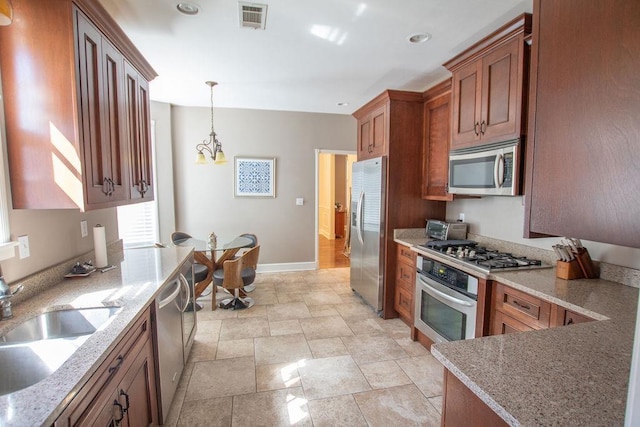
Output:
[[234, 156, 276, 198]]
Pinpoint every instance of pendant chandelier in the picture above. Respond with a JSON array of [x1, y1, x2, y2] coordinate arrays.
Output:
[[195, 81, 227, 165], [0, 0, 13, 26]]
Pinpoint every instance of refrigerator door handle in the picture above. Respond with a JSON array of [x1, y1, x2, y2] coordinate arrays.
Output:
[[356, 190, 365, 245]]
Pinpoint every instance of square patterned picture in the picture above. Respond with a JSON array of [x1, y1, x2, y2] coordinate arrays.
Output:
[[234, 157, 276, 197]]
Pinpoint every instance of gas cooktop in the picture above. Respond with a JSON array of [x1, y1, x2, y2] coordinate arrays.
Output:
[[419, 239, 552, 274]]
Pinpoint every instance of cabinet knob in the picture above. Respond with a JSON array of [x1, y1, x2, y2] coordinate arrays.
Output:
[[480, 120, 487, 134], [474, 122, 480, 136]]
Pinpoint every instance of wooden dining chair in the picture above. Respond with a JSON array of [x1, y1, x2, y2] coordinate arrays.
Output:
[[215, 245, 260, 310]]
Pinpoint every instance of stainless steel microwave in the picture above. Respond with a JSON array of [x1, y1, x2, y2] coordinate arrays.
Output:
[[448, 139, 521, 196]]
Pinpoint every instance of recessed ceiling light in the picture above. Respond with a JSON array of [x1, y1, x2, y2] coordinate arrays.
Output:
[[408, 33, 432, 44], [337, 102, 349, 107], [177, 2, 199, 15]]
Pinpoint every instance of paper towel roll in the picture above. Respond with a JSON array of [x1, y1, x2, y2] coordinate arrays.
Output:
[[93, 224, 108, 268]]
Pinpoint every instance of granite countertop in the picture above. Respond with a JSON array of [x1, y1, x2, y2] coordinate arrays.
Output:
[[394, 233, 639, 426], [0, 245, 193, 427]]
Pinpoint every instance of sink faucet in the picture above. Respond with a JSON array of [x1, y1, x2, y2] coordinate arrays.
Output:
[[0, 272, 23, 320]]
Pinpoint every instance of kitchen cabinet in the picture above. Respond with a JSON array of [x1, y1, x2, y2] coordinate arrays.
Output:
[[124, 61, 154, 200], [355, 104, 387, 160], [445, 14, 531, 150], [550, 306, 593, 328], [353, 91, 446, 319], [442, 369, 507, 427], [0, 0, 157, 210], [490, 282, 551, 334], [421, 80, 453, 200], [54, 307, 158, 426], [523, 0, 640, 248], [394, 244, 416, 326]]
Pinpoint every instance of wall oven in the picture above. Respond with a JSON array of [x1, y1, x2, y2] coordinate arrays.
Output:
[[448, 139, 521, 196], [414, 256, 478, 344]]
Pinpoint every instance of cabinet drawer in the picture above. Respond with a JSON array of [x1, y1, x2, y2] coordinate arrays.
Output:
[[394, 285, 413, 321], [396, 260, 415, 284], [493, 283, 550, 329], [397, 244, 416, 266], [491, 310, 534, 335], [55, 308, 152, 426], [551, 306, 594, 327]]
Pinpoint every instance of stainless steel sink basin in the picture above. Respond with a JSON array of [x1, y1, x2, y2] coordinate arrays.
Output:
[[0, 307, 120, 396]]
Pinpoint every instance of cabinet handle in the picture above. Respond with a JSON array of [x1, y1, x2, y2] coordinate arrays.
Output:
[[108, 355, 124, 375], [567, 318, 574, 325], [119, 389, 130, 413], [512, 300, 531, 311], [109, 178, 115, 195], [474, 122, 480, 136], [139, 179, 148, 196], [480, 120, 487, 134], [102, 178, 110, 195], [113, 400, 124, 426]]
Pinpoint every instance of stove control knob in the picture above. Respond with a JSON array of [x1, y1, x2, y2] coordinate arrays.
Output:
[[469, 250, 476, 257], [446, 247, 453, 255]]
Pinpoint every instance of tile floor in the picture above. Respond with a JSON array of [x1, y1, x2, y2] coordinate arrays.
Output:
[[164, 268, 443, 426]]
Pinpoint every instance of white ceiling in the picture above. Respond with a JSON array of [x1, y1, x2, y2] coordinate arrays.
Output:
[[99, 0, 532, 115]]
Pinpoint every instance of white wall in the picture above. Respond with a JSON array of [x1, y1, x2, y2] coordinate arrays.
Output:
[[151, 101, 176, 243], [447, 197, 640, 269], [170, 105, 356, 265]]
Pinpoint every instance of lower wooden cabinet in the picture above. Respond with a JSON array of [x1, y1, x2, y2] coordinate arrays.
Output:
[[54, 307, 158, 427], [394, 244, 416, 325], [442, 369, 507, 427]]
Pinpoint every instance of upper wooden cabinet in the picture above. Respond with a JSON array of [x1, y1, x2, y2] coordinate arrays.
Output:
[[524, 0, 640, 248], [421, 80, 453, 200], [445, 14, 532, 150], [356, 103, 388, 160], [0, 0, 157, 210]]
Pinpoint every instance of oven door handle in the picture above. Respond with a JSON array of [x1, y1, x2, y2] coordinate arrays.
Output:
[[418, 276, 474, 307]]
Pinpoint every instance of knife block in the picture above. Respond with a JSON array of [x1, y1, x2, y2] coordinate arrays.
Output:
[[574, 248, 598, 279], [556, 259, 584, 280]]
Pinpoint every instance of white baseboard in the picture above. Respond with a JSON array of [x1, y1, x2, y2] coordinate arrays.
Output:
[[256, 262, 317, 273]]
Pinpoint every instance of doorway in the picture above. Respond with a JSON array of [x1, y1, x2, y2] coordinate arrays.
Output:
[[315, 150, 356, 269]]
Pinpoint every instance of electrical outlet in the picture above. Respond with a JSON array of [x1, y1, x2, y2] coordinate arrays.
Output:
[[296, 198, 304, 206], [18, 235, 30, 259], [458, 213, 465, 222], [81, 220, 88, 237]]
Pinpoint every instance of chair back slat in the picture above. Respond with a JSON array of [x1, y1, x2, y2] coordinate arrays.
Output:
[[222, 245, 260, 290]]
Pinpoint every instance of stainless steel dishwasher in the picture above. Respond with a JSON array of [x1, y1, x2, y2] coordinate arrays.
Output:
[[154, 256, 196, 424]]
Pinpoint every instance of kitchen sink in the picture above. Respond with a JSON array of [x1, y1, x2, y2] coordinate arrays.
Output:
[[0, 307, 120, 396]]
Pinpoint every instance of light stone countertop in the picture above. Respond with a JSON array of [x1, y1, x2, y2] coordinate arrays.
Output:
[[395, 234, 639, 426], [0, 245, 193, 427]]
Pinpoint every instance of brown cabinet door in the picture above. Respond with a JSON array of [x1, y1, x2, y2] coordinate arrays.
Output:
[[125, 61, 154, 200], [422, 91, 452, 200], [357, 116, 371, 159], [451, 61, 482, 149], [480, 38, 521, 143], [117, 338, 158, 426], [76, 10, 128, 207], [369, 105, 387, 157]]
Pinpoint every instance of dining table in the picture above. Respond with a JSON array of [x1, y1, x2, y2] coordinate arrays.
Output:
[[171, 235, 254, 309]]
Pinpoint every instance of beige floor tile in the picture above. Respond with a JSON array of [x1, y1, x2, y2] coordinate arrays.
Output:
[[197, 306, 238, 320], [355, 384, 441, 426], [219, 317, 270, 341], [188, 340, 218, 362], [334, 302, 377, 318], [394, 336, 430, 357], [396, 355, 444, 398], [307, 395, 368, 427], [177, 396, 232, 427], [428, 395, 443, 414], [344, 316, 385, 335], [215, 338, 254, 359], [299, 316, 353, 340], [269, 319, 303, 336], [298, 355, 370, 400], [307, 337, 349, 359], [267, 302, 311, 321], [303, 290, 343, 306], [251, 290, 280, 306], [256, 362, 302, 392], [275, 282, 308, 293], [374, 317, 412, 339], [358, 360, 413, 389], [276, 292, 306, 303], [237, 304, 267, 318], [254, 334, 312, 366], [232, 387, 311, 426], [184, 357, 256, 401], [341, 334, 408, 365], [194, 319, 222, 341], [307, 304, 340, 317]]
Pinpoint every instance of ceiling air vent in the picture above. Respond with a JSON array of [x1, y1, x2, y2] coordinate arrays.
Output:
[[238, 2, 268, 30]]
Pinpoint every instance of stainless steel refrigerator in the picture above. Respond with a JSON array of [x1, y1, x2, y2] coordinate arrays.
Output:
[[349, 156, 386, 313]]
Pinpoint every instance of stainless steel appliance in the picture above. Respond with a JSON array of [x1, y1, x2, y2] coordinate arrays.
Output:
[[154, 256, 196, 423], [448, 139, 521, 196], [350, 156, 387, 313], [415, 256, 478, 344], [419, 239, 551, 274], [426, 219, 467, 241]]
